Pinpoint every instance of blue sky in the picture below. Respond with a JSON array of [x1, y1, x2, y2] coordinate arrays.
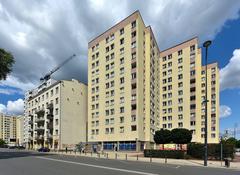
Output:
[[0, 0, 240, 138], [208, 19, 240, 137]]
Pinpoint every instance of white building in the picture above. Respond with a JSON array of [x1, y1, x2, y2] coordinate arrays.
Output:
[[24, 79, 87, 149]]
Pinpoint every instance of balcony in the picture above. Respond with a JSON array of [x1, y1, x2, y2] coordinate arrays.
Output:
[[35, 117, 45, 123], [47, 113, 53, 119], [47, 103, 53, 109], [131, 67, 137, 73], [36, 109, 45, 117], [35, 135, 44, 140], [46, 134, 53, 139], [47, 123, 53, 130], [35, 126, 45, 131]]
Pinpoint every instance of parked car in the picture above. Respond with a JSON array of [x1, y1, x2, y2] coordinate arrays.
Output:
[[17, 146, 25, 150], [8, 146, 17, 149], [38, 147, 50, 152], [0, 144, 8, 148]]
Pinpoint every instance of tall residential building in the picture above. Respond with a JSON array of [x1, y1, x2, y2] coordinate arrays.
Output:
[[200, 63, 219, 143], [24, 79, 87, 149], [88, 11, 219, 151], [0, 114, 24, 145], [159, 38, 219, 143], [16, 116, 24, 146], [88, 11, 160, 151]]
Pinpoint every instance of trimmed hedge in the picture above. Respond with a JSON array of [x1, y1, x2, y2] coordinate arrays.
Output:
[[144, 149, 185, 159], [187, 143, 235, 160]]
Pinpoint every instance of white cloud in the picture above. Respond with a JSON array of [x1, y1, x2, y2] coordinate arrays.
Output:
[[220, 49, 240, 91], [220, 105, 232, 118], [0, 75, 36, 92], [0, 104, 7, 113], [0, 0, 239, 91], [0, 87, 23, 95], [0, 99, 24, 115]]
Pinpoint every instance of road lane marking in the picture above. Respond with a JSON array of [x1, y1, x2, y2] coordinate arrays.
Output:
[[36, 156, 159, 175]]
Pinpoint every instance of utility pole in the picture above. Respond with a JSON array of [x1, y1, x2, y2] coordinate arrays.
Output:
[[203, 40, 212, 167], [234, 123, 238, 139]]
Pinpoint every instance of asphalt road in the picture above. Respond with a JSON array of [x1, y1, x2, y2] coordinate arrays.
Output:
[[0, 148, 239, 175]]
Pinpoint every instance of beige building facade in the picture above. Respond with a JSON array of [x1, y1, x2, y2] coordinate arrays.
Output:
[[88, 11, 160, 151], [24, 79, 87, 149], [159, 38, 219, 143], [88, 11, 219, 151], [0, 114, 24, 145]]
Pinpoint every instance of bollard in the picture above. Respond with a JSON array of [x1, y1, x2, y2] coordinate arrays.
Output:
[[98, 153, 100, 158], [165, 157, 167, 164], [150, 155, 152, 162], [106, 153, 108, 159], [91, 152, 93, 157], [137, 155, 138, 161], [115, 153, 117, 159], [126, 154, 127, 160]]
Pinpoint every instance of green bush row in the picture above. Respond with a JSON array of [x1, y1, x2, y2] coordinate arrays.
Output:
[[187, 143, 235, 160], [144, 149, 185, 159]]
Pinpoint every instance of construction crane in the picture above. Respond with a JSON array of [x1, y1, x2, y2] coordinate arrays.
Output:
[[40, 54, 76, 82]]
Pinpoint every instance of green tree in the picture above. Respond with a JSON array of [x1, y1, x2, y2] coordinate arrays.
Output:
[[154, 129, 172, 150], [171, 128, 192, 149], [236, 140, 240, 148], [0, 139, 6, 146], [0, 48, 15, 80], [224, 137, 238, 147]]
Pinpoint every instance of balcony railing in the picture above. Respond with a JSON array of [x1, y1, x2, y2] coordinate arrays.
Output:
[[36, 109, 45, 117], [47, 103, 53, 109], [35, 135, 44, 140], [35, 117, 45, 123], [35, 126, 45, 131]]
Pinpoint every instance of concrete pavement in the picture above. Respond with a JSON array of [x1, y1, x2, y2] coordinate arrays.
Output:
[[0, 148, 239, 175]]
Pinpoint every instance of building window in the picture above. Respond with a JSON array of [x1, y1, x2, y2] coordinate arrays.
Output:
[[131, 31, 136, 38], [162, 56, 166, 62], [131, 21, 136, 28], [55, 98, 59, 105], [131, 115, 136, 122], [168, 54, 172, 60], [178, 122, 183, 128], [190, 45, 195, 52], [120, 28, 124, 35], [120, 77, 124, 84], [120, 116, 124, 123], [178, 58, 183, 64], [120, 107, 124, 113], [56, 87, 59, 94], [51, 90, 53, 96], [178, 50, 183, 56], [131, 41, 136, 48], [178, 114, 183, 120], [120, 38, 124, 45], [120, 127, 124, 133], [55, 108, 59, 115], [178, 74, 183, 80], [131, 125, 137, 131], [120, 48, 124, 55]]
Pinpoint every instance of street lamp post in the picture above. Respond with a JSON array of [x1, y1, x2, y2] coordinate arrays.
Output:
[[203, 40, 212, 166]]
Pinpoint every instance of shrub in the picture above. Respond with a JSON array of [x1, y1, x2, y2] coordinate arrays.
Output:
[[144, 149, 185, 159], [187, 143, 235, 160]]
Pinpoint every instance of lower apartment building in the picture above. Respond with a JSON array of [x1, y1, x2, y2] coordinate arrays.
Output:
[[24, 79, 87, 149], [0, 114, 24, 145], [87, 11, 219, 151], [159, 38, 219, 144]]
